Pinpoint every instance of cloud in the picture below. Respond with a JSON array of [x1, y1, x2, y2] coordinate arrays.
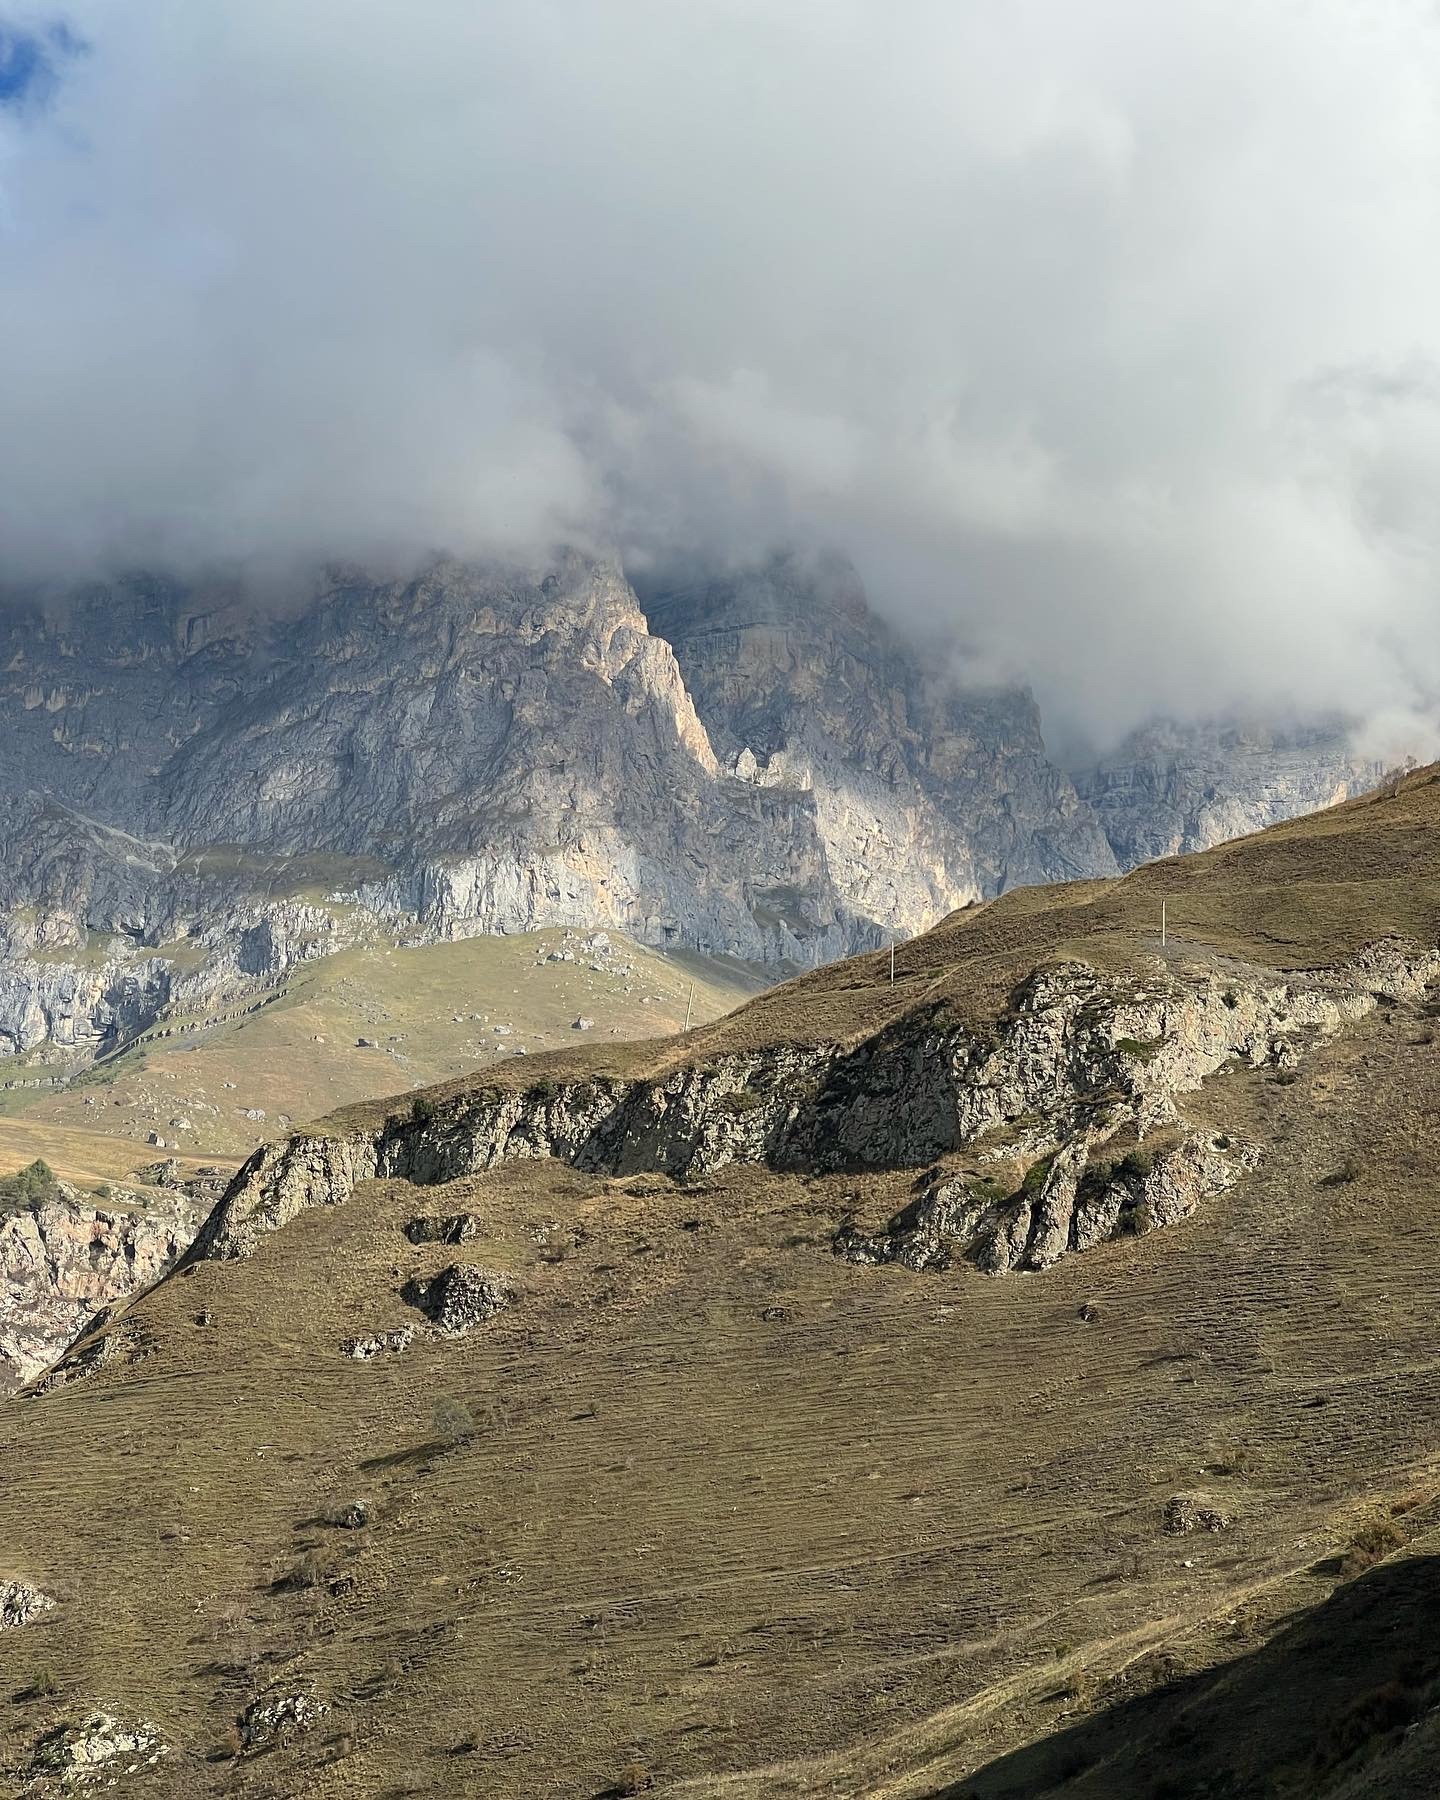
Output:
[[1, 0, 1440, 750]]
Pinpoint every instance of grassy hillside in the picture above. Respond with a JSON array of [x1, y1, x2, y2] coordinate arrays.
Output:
[[4, 770, 1440, 1797], [0, 928, 766, 1165]]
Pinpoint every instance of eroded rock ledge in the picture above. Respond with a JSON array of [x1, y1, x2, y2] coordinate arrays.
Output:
[[189, 940, 1437, 1275]]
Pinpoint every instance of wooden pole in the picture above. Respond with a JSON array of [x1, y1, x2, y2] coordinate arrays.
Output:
[[1161, 900, 1167, 948], [684, 982, 695, 1032], [890, 942, 895, 984]]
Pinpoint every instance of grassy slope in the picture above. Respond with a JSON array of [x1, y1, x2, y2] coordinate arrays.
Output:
[[3, 771, 1440, 1796], [0, 929, 765, 1167]]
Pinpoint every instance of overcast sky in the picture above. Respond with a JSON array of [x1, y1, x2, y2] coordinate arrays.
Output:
[[3, 1, 1440, 752]]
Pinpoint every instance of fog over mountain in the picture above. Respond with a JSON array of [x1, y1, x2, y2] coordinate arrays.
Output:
[[2, 1, 1440, 751]]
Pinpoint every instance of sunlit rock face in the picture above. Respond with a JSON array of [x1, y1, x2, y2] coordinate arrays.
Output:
[[0, 551, 1385, 1063]]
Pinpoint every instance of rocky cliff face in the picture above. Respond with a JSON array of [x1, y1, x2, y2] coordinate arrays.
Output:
[[184, 937, 1435, 1280], [0, 552, 1388, 1066], [1077, 720, 1388, 867], [1, 1184, 199, 1392]]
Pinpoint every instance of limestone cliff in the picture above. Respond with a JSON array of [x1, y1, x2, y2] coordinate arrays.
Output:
[[0, 552, 1389, 1066], [1, 1184, 198, 1392]]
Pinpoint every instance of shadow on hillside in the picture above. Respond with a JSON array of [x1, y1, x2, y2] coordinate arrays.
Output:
[[934, 1555, 1440, 1800]]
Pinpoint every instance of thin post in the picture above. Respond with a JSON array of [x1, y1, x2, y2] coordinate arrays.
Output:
[[890, 942, 895, 984], [684, 982, 694, 1032], [1161, 900, 1167, 948]]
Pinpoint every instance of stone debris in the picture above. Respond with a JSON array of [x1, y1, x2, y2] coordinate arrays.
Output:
[[1164, 1493, 1231, 1535], [341, 1326, 414, 1360], [0, 1578, 55, 1630], [237, 1691, 329, 1752], [30, 1712, 167, 1786], [572, 1016, 594, 1031], [402, 1264, 515, 1336]]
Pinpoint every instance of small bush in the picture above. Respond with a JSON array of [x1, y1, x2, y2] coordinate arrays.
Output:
[[1321, 1157, 1363, 1188], [1340, 1515, 1405, 1578], [1272, 1068, 1299, 1086], [1221, 989, 1239, 1010], [1021, 1155, 1055, 1196], [1117, 1146, 1156, 1182], [278, 1549, 334, 1591], [722, 1089, 767, 1115], [1115, 1036, 1165, 1063], [432, 1397, 477, 1446], [409, 1094, 438, 1125], [618, 1765, 653, 1796]]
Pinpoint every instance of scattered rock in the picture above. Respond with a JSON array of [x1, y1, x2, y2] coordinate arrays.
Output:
[[242, 1107, 266, 1121], [0, 1579, 55, 1630], [356, 1037, 378, 1048], [341, 1326, 414, 1360], [328, 1499, 371, 1529], [1164, 1493, 1231, 1535], [573, 1016, 595, 1031], [402, 1265, 515, 1336], [237, 1691, 329, 1752], [146, 1132, 166, 1149], [31, 1712, 167, 1785]]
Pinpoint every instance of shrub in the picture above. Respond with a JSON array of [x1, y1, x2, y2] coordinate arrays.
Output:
[[1340, 1515, 1405, 1578], [1021, 1155, 1055, 1196], [0, 1159, 61, 1214], [1115, 1036, 1165, 1062], [432, 1397, 477, 1446], [1321, 1157, 1362, 1188], [409, 1094, 438, 1125], [618, 1765, 653, 1796], [1117, 1146, 1156, 1182], [278, 1549, 335, 1591]]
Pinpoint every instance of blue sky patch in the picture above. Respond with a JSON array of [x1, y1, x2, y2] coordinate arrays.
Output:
[[0, 19, 83, 109]]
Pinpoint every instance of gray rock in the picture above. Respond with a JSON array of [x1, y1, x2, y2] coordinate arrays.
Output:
[[341, 1327, 414, 1360], [30, 1712, 167, 1783], [1, 1187, 197, 1393], [0, 1579, 55, 1630], [402, 1265, 514, 1336], [237, 1691, 328, 1751]]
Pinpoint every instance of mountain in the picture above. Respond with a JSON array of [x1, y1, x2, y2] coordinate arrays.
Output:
[[0, 551, 1388, 1073], [1078, 717, 1388, 866], [3, 767, 1440, 1795]]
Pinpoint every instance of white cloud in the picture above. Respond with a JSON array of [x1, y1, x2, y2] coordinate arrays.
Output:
[[2, 0, 1440, 748]]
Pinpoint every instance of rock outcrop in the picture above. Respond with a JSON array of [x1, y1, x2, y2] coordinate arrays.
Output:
[[183, 938, 1436, 1280], [0, 1580, 55, 1631], [1, 1187, 198, 1393]]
